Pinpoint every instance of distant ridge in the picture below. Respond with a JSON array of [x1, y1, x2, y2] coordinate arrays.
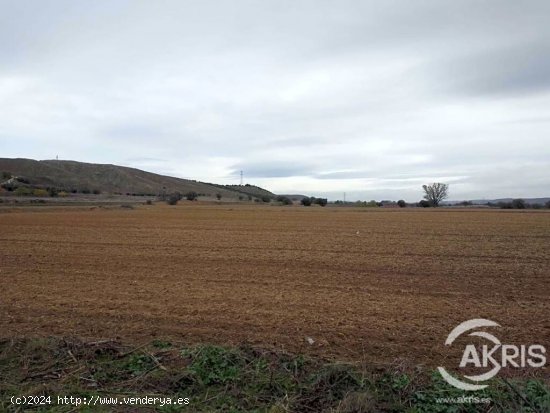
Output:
[[469, 197, 550, 205], [446, 198, 550, 206], [278, 194, 310, 201], [0, 158, 276, 200]]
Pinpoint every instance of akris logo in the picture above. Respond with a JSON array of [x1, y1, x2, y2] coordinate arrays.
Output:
[[438, 319, 546, 391]]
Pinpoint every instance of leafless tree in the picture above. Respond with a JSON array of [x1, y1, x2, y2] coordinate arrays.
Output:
[[422, 183, 449, 207]]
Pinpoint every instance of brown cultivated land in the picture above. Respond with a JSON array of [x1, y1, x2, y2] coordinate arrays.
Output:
[[1, 205, 549, 368]]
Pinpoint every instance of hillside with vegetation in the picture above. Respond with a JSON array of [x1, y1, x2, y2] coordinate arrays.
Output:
[[222, 184, 276, 200], [0, 158, 271, 200]]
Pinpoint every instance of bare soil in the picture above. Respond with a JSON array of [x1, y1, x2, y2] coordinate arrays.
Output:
[[1, 205, 549, 368]]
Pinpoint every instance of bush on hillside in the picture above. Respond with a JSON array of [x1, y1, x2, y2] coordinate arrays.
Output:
[[14, 187, 32, 196], [276, 195, 292, 205], [314, 197, 328, 207], [33, 189, 49, 197], [166, 194, 180, 205], [185, 191, 198, 201]]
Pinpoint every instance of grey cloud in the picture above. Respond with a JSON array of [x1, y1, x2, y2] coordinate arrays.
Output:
[[0, 0, 549, 200], [123, 157, 166, 164], [500, 116, 550, 124], [230, 161, 316, 178], [315, 170, 377, 180], [438, 41, 550, 96]]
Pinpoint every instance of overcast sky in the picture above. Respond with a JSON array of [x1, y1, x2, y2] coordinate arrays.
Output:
[[1, 1, 549, 201]]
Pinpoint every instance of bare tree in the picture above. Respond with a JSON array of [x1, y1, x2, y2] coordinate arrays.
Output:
[[422, 183, 449, 207]]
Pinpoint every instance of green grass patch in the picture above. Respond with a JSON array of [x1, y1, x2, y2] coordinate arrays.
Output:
[[0, 338, 548, 412]]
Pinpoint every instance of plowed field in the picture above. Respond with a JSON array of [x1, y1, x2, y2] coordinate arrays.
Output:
[[1, 205, 549, 366]]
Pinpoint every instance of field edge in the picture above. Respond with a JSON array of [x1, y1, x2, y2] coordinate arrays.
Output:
[[1, 337, 548, 412]]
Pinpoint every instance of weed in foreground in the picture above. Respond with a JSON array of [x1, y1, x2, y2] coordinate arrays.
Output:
[[0, 338, 548, 412]]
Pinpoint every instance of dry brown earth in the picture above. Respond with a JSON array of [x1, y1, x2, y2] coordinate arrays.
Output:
[[1, 205, 549, 369]]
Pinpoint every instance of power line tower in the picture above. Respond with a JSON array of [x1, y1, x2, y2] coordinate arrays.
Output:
[[240, 170, 243, 185]]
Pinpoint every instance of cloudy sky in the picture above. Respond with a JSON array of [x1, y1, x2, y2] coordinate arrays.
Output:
[[1, 0, 549, 201]]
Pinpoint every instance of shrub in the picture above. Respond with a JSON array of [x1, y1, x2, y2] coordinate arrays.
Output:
[[546, 201, 550, 209], [92, 189, 101, 195], [216, 193, 222, 201], [301, 197, 312, 206], [1, 171, 12, 180], [498, 199, 530, 209], [81, 188, 91, 194], [166, 194, 180, 205], [314, 197, 328, 207], [397, 200, 406, 208], [14, 187, 32, 196], [247, 195, 252, 201], [511, 199, 526, 209], [276, 195, 292, 205], [58, 191, 68, 197], [418, 200, 431, 208], [185, 191, 198, 201], [33, 189, 49, 197], [145, 200, 153, 205], [261, 195, 271, 203]]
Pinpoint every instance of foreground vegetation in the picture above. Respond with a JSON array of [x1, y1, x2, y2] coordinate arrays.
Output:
[[1, 338, 548, 412]]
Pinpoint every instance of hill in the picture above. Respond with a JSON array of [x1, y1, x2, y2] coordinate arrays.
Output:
[[222, 184, 276, 200], [278, 194, 310, 201], [469, 197, 550, 206], [445, 197, 550, 206], [0, 158, 271, 200]]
